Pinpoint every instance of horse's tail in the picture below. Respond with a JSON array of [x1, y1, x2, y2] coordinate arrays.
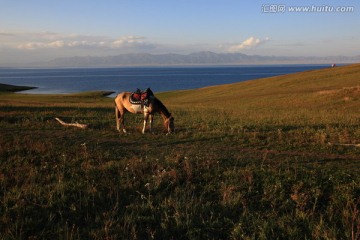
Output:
[[114, 94, 119, 117]]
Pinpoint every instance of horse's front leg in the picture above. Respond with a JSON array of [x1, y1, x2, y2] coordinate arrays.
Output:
[[142, 112, 149, 134], [149, 114, 154, 133], [121, 114, 127, 134]]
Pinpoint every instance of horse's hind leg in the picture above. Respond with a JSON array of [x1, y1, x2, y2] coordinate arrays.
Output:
[[115, 106, 127, 133], [115, 106, 120, 131], [115, 106, 121, 132]]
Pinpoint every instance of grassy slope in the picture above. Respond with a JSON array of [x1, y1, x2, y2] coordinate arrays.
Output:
[[161, 63, 360, 108], [0, 90, 114, 107], [159, 63, 360, 130], [0, 64, 359, 239]]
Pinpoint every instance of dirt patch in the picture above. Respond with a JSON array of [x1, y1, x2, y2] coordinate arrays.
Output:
[[318, 85, 360, 96], [317, 85, 360, 102]]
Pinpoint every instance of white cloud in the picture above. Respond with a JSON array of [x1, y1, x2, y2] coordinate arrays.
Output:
[[49, 40, 65, 48], [16, 42, 44, 50], [228, 37, 270, 52], [111, 36, 151, 49], [17, 37, 111, 50], [112, 35, 144, 44], [1, 31, 269, 55], [11, 32, 153, 51]]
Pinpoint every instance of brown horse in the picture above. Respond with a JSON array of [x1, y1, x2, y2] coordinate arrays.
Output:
[[114, 92, 175, 134]]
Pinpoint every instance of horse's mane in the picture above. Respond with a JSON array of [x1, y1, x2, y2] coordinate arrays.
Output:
[[153, 97, 171, 117]]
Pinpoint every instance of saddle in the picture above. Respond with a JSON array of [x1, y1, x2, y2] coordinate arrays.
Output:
[[129, 88, 154, 106]]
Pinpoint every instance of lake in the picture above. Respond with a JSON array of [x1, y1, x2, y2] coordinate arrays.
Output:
[[0, 65, 331, 95]]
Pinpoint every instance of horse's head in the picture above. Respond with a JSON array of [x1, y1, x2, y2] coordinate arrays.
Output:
[[164, 114, 175, 134]]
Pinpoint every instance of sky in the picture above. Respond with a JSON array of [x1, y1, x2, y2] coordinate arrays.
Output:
[[0, 0, 359, 64]]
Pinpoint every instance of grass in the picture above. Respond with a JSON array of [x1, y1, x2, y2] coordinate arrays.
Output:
[[0, 64, 359, 239]]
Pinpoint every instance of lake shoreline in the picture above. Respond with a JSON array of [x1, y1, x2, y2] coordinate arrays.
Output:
[[0, 83, 37, 92]]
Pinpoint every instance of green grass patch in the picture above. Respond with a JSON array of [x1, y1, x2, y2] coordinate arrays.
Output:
[[66, 91, 115, 98]]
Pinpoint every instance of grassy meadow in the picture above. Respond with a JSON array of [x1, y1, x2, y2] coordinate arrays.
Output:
[[0, 64, 359, 239]]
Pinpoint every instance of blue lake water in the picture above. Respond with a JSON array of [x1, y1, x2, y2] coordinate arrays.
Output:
[[0, 65, 331, 95]]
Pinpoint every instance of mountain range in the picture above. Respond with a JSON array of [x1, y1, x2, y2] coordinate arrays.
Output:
[[25, 52, 360, 67]]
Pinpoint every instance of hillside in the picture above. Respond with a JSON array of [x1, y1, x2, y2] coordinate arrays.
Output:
[[159, 63, 360, 125], [162, 63, 360, 107]]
